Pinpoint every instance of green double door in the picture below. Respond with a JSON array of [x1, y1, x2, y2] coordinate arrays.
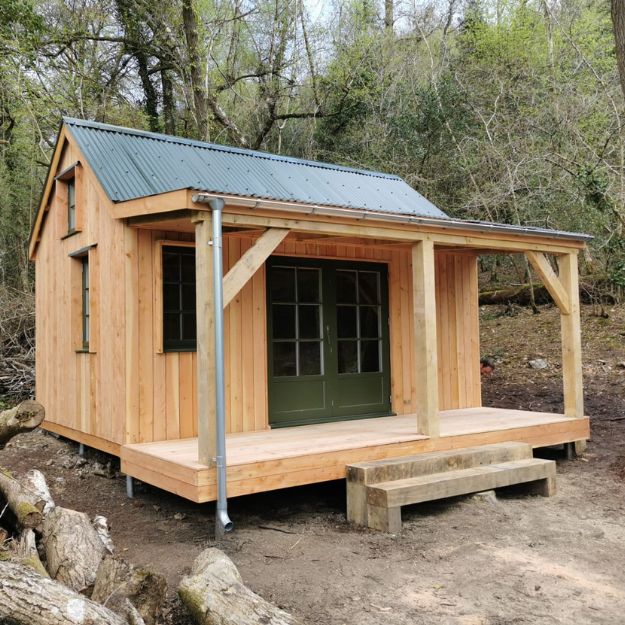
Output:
[[267, 257, 391, 427]]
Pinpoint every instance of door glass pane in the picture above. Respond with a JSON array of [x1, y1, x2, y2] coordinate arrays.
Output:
[[272, 304, 296, 339], [336, 270, 357, 303], [299, 341, 321, 375], [360, 306, 380, 338], [274, 342, 296, 376], [299, 305, 320, 339], [361, 340, 380, 372], [338, 340, 358, 374], [297, 268, 320, 303], [271, 267, 296, 302], [359, 271, 379, 304], [337, 305, 357, 338]]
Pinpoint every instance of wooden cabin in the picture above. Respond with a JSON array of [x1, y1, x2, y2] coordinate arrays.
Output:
[[29, 118, 590, 504]]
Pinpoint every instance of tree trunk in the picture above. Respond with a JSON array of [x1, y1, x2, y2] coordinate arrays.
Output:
[[181, 0, 209, 139], [385, 0, 394, 32], [0, 561, 129, 625], [0, 400, 45, 447], [42, 506, 107, 593], [0, 467, 45, 529], [92, 555, 166, 625], [161, 69, 176, 134], [612, 0, 625, 100], [178, 548, 300, 625]]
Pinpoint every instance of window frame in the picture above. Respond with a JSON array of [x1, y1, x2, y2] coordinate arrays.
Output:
[[67, 178, 76, 233], [81, 255, 90, 349], [56, 162, 81, 237], [158, 242, 197, 353]]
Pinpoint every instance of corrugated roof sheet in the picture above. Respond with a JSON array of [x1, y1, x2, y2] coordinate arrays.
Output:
[[63, 117, 449, 219]]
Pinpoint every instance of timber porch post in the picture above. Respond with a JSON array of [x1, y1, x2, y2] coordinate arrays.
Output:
[[411, 240, 440, 437], [193, 212, 216, 465], [558, 252, 584, 418]]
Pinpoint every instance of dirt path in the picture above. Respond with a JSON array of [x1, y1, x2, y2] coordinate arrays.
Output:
[[1, 303, 624, 625]]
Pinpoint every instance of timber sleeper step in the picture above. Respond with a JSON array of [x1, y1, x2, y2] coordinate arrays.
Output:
[[365, 458, 556, 533]]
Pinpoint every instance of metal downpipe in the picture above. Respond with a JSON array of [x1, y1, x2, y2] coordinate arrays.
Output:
[[210, 198, 233, 537]]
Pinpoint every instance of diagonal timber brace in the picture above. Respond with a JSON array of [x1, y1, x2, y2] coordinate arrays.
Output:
[[222, 228, 289, 308], [525, 251, 570, 315]]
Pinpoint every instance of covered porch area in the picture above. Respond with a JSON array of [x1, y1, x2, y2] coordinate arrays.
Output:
[[117, 191, 589, 504], [120, 407, 589, 503]]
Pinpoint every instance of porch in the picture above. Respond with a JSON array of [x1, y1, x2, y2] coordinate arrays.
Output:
[[120, 407, 589, 503]]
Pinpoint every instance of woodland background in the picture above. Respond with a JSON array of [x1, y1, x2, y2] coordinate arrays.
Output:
[[1, 0, 625, 399]]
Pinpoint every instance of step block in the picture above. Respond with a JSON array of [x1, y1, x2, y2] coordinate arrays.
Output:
[[367, 458, 556, 509], [347, 442, 533, 486]]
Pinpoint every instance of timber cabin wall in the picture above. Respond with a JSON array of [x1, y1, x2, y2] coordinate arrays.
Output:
[[36, 134, 481, 450], [35, 139, 127, 453], [129, 232, 482, 445]]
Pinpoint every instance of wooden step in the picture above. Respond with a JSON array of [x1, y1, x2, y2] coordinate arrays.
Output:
[[366, 458, 556, 533], [346, 442, 534, 526], [347, 441, 533, 486]]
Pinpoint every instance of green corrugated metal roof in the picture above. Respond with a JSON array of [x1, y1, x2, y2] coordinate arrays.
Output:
[[63, 117, 449, 219]]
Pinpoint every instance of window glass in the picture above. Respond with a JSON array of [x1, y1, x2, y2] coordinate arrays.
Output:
[[299, 342, 321, 375], [67, 179, 76, 232], [298, 305, 320, 339], [336, 270, 357, 303], [270, 267, 295, 302], [273, 342, 297, 376], [338, 340, 358, 374], [81, 256, 89, 348], [163, 246, 196, 350]]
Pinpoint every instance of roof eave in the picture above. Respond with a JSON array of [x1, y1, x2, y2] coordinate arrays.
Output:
[[191, 192, 592, 245]]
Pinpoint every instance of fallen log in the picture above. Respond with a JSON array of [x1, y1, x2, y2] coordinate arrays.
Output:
[[178, 548, 300, 625], [479, 283, 550, 306], [42, 506, 107, 593], [0, 560, 129, 625], [0, 399, 45, 447], [0, 467, 45, 529], [23, 468, 55, 516], [92, 555, 166, 625], [11, 528, 49, 577]]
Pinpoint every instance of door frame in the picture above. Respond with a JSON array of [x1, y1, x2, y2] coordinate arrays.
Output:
[[266, 255, 392, 428]]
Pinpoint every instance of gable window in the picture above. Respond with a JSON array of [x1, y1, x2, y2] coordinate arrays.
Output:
[[81, 255, 90, 349], [67, 178, 76, 232], [163, 246, 196, 351]]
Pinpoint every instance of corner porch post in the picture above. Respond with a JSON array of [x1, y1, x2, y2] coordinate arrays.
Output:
[[557, 252, 584, 418], [412, 240, 440, 437], [193, 212, 216, 465]]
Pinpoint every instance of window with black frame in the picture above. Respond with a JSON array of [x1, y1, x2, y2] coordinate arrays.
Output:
[[81, 255, 89, 349], [163, 246, 196, 351], [67, 178, 76, 233]]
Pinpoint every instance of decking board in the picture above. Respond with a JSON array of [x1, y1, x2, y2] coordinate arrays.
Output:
[[120, 408, 590, 502]]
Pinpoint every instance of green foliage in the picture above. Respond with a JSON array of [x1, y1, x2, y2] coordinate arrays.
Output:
[[0, 0, 623, 296]]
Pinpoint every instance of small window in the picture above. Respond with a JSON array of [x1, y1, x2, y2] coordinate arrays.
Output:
[[67, 179, 76, 232], [163, 246, 196, 351], [81, 255, 90, 348]]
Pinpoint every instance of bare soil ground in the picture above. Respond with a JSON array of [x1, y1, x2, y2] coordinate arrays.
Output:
[[2, 303, 625, 625]]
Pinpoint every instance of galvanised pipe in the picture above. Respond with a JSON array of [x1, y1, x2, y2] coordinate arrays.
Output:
[[209, 197, 233, 537]]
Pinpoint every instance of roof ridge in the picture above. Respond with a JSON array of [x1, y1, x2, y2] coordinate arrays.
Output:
[[62, 117, 402, 181]]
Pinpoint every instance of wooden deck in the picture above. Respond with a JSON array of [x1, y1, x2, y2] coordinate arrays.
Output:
[[120, 407, 590, 503]]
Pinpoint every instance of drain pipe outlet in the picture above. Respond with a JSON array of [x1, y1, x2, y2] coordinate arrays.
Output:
[[209, 197, 233, 537]]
